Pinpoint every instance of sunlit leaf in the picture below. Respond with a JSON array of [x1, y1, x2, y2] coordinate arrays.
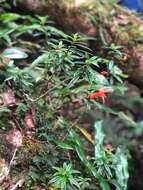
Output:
[[114, 148, 129, 190], [3, 47, 28, 59], [94, 121, 105, 160]]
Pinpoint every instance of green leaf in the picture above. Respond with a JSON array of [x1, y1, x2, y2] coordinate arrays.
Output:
[[46, 26, 68, 38], [68, 76, 79, 88], [0, 107, 11, 113], [98, 177, 111, 190], [69, 129, 111, 190], [28, 69, 44, 82], [69, 129, 86, 163], [28, 171, 40, 181], [57, 141, 73, 150], [114, 148, 129, 190], [31, 53, 49, 68], [118, 112, 137, 127], [0, 13, 20, 22], [94, 121, 105, 160], [17, 24, 44, 34]]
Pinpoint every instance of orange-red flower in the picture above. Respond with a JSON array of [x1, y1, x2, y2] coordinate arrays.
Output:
[[89, 88, 114, 103], [88, 91, 106, 103]]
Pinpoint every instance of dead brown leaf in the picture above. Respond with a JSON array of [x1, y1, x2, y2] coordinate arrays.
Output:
[[6, 129, 23, 148], [24, 113, 35, 130], [2, 89, 17, 107], [0, 158, 9, 184]]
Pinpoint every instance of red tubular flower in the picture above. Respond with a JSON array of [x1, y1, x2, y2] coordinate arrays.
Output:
[[88, 91, 107, 103]]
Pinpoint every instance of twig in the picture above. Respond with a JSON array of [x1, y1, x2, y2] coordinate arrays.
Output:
[[8, 147, 18, 173], [24, 78, 70, 102]]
